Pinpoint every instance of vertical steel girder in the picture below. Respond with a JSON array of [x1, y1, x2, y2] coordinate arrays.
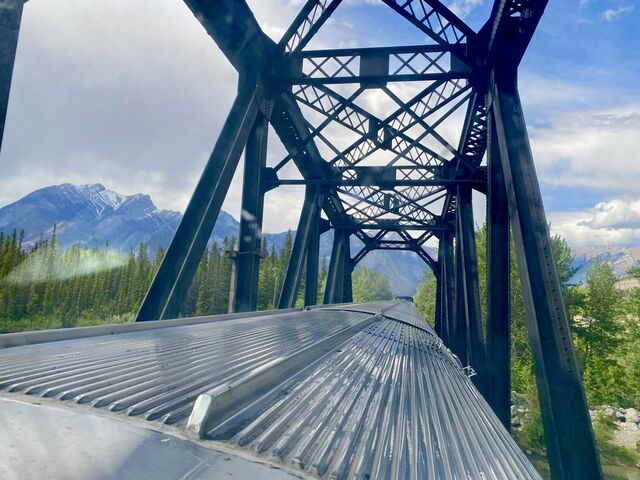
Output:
[[437, 232, 454, 343], [453, 230, 466, 362], [234, 111, 270, 312], [136, 76, 259, 321], [0, 0, 23, 154], [456, 185, 487, 392], [324, 229, 350, 304], [227, 248, 238, 314], [324, 230, 343, 304], [278, 187, 321, 309], [342, 237, 353, 303], [304, 197, 322, 307], [486, 109, 511, 430], [492, 70, 602, 480]]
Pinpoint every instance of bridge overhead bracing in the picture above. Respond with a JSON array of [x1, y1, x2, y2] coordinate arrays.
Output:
[[0, 1, 603, 479]]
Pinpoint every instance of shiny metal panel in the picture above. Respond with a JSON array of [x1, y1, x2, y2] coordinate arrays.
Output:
[[0, 309, 370, 426], [0, 396, 301, 480], [0, 301, 541, 479], [215, 303, 540, 479]]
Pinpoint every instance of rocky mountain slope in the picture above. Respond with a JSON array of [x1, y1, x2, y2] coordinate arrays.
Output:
[[572, 246, 640, 284], [4, 183, 638, 295], [0, 183, 426, 295]]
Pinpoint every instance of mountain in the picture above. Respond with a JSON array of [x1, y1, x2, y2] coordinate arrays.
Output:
[[5, 183, 639, 296], [355, 248, 428, 296], [316, 231, 430, 296], [0, 183, 247, 252], [0, 183, 428, 295], [571, 246, 640, 284]]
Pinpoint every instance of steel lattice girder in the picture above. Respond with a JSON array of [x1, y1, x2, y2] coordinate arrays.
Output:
[[165, 0, 555, 288], [131, 3, 603, 477]]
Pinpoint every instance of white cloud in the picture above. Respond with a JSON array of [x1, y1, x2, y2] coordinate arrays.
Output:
[[600, 5, 634, 22], [549, 199, 640, 248], [529, 104, 640, 195], [519, 72, 622, 116], [579, 199, 640, 230], [446, 0, 484, 19], [0, 0, 634, 240], [0, 0, 320, 233]]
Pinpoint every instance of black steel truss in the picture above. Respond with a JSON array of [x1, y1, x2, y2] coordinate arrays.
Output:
[[0, 1, 604, 479], [288, 45, 471, 85]]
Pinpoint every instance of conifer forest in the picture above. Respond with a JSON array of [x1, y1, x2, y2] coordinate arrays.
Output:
[[1, 225, 640, 472]]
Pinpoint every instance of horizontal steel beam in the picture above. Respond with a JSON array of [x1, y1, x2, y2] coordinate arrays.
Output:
[[333, 223, 453, 232], [271, 178, 484, 187], [295, 44, 465, 57], [290, 72, 469, 85]]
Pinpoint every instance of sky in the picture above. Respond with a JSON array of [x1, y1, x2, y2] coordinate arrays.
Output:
[[0, 0, 638, 248]]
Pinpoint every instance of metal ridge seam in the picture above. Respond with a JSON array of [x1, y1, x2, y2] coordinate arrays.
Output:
[[185, 312, 383, 439], [0, 308, 300, 349]]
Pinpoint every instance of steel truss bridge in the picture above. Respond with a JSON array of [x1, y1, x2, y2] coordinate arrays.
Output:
[[0, 1, 604, 479]]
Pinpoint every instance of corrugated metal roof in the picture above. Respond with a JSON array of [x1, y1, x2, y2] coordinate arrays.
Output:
[[210, 304, 540, 479], [0, 301, 542, 479], [0, 309, 370, 426]]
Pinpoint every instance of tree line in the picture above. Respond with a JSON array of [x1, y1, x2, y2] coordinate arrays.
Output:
[[415, 227, 640, 408], [414, 226, 640, 467], [2, 223, 639, 469], [2, 221, 637, 412], [0, 227, 394, 333]]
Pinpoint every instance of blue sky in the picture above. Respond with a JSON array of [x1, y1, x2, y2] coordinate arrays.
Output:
[[0, 0, 637, 248]]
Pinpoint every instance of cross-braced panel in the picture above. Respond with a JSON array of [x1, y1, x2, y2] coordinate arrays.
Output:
[[275, 0, 486, 242]]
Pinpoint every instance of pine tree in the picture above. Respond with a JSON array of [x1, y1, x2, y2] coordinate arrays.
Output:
[[574, 259, 622, 404], [318, 256, 328, 304], [352, 268, 393, 303], [195, 248, 211, 316]]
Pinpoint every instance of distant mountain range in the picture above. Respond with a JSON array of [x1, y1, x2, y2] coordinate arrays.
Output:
[[0, 183, 182, 251], [4, 183, 634, 295], [571, 246, 640, 284], [0, 183, 426, 295]]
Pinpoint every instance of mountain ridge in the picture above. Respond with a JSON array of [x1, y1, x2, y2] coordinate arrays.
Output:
[[571, 246, 640, 283], [0, 183, 427, 295], [6, 183, 636, 294]]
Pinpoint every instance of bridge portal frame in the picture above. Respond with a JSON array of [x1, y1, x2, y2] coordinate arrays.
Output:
[[0, 1, 603, 479]]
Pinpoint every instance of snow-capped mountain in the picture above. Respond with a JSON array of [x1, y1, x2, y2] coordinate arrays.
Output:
[[0, 183, 427, 295], [0, 183, 234, 251], [4, 183, 640, 295], [571, 246, 640, 284]]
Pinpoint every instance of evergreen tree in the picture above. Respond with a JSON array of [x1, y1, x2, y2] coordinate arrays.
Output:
[[574, 260, 622, 404], [195, 248, 211, 317], [3, 218, 636, 423], [414, 269, 437, 326], [352, 268, 393, 302], [318, 256, 328, 303]]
